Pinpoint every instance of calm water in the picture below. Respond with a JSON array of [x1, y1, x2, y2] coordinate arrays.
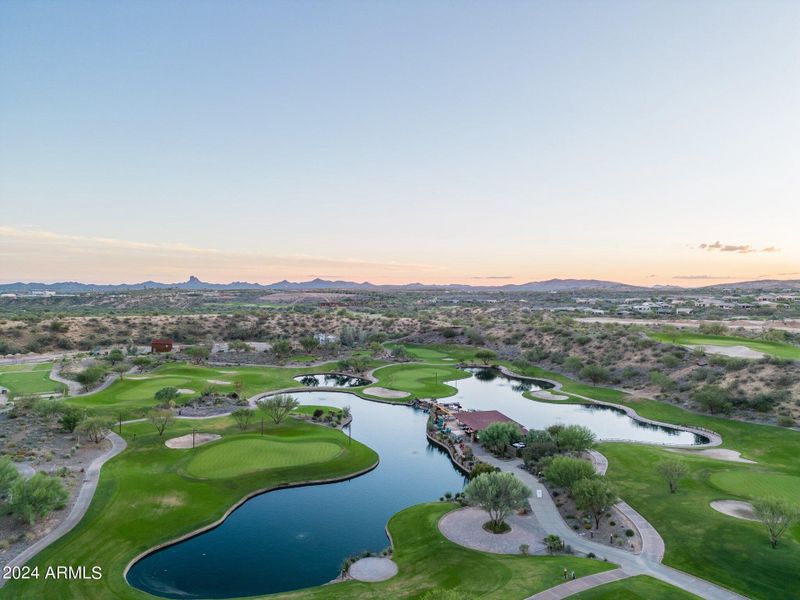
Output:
[[455, 369, 706, 445], [128, 368, 705, 598], [127, 391, 466, 598], [294, 373, 371, 388]]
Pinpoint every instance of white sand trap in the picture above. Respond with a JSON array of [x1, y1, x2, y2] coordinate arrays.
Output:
[[532, 390, 569, 401], [363, 387, 410, 399], [348, 557, 398, 582], [177, 388, 195, 394], [207, 379, 232, 385], [442, 358, 455, 361], [687, 344, 765, 359], [668, 448, 756, 463], [219, 370, 238, 374], [711, 500, 758, 521], [165, 433, 221, 449], [126, 376, 152, 380]]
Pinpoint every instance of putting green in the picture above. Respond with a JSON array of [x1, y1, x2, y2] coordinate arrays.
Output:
[[184, 436, 343, 479], [116, 377, 195, 401], [709, 471, 800, 504]]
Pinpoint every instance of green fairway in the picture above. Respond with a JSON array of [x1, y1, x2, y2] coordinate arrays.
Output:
[[185, 436, 343, 479], [65, 362, 345, 417], [386, 343, 488, 364], [648, 331, 800, 360], [270, 503, 613, 600], [3, 416, 378, 600], [709, 471, 800, 504], [395, 347, 800, 599], [0, 361, 65, 398], [567, 575, 701, 600], [370, 363, 471, 399]]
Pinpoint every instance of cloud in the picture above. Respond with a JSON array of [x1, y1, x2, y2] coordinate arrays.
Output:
[[0, 226, 442, 282], [698, 241, 781, 254], [469, 275, 513, 280]]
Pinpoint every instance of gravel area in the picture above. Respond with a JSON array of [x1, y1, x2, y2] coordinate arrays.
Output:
[[438, 506, 548, 554], [686, 344, 765, 359]]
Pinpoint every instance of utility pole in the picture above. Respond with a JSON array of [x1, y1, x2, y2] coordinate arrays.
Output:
[[192, 428, 196, 449]]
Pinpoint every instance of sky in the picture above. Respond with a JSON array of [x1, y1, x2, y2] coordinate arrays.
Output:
[[1, 0, 798, 286]]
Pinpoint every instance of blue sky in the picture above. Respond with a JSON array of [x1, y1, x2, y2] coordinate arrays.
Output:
[[1, 1, 798, 284]]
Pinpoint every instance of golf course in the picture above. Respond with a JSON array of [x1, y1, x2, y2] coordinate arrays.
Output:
[[4, 343, 800, 599], [648, 331, 800, 360]]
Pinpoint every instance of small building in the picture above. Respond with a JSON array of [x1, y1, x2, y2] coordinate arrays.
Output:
[[150, 338, 174, 353], [452, 410, 526, 440]]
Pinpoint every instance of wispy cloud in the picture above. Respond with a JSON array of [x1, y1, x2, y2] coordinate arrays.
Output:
[[469, 275, 513, 280], [698, 241, 781, 254], [0, 226, 441, 282]]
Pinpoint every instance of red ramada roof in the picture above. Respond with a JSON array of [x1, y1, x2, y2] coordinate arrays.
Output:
[[453, 410, 523, 432]]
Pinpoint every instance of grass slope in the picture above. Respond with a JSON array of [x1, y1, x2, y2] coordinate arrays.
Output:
[[4, 416, 377, 600], [270, 503, 613, 600], [648, 332, 800, 360], [65, 362, 347, 417], [567, 575, 701, 600]]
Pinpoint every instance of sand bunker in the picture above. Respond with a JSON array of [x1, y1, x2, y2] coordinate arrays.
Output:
[[348, 557, 398, 582], [165, 433, 221, 449], [207, 379, 232, 385], [177, 388, 195, 394], [669, 448, 756, 464], [710, 500, 758, 521], [532, 390, 569, 401], [687, 344, 765, 359], [219, 370, 238, 374], [363, 387, 410, 399]]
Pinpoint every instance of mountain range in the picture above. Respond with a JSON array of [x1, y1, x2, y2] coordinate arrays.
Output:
[[2, 276, 799, 294]]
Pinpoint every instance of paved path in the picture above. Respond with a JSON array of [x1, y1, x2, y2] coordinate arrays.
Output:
[[525, 568, 633, 599], [470, 445, 748, 600], [0, 432, 127, 588], [587, 450, 665, 561]]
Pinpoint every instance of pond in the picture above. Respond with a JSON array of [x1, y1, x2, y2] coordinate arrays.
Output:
[[127, 367, 707, 598], [294, 373, 371, 388], [126, 391, 465, 599], [456, 369, 707, 445]]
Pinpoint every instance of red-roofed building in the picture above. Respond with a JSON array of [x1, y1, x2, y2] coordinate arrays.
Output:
[[150, 338, 174, 353], [452, 410, 525, 436]]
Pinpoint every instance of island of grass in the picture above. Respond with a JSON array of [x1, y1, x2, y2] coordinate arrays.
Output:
[[369, 363, 471, 400], [0, 362, 65, 398], [647, 331, 800, 360]]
